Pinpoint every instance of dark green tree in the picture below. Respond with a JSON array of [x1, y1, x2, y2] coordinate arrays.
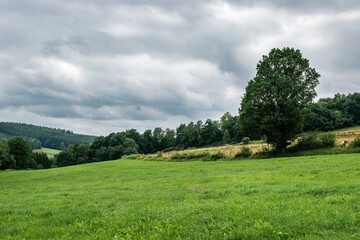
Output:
[[142, 129, 155, 154], [164, 128, 176, 149], [56, 150, 76, 167], [222, 129, 231, 144], [33, 152, 52, 169], [200, 119, 222, 146], [239, 47, 320, 152], [8, 136, 33, 169], [123, 138, 139, 155], [0, 148, 15, 170]]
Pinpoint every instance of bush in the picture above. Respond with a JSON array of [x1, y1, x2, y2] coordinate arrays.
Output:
[[235, 147, 252, 158], [170, 153, 188, 161], [350, 136, 360, 148], [261, 135, 267, 142], [242, 137, 250, 145], [122, 154, 141, 160], [203, 152, 225, 161], [170, 152, 211, 161], [318, 133, 336, 148], [288, 132, 336, 152], [253, 146, 274, 159]]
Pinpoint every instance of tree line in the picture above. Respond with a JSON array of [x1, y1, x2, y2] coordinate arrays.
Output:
[[0, 137, 53, 170], [55, 115, 245, 167], [304, 93, 360, 132], [53, 91, 360, 168], [0, 122, 96, 150], [1, 91, 359, 170]]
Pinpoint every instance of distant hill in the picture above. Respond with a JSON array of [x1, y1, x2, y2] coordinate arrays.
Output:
[[0, 122, 97, 150]]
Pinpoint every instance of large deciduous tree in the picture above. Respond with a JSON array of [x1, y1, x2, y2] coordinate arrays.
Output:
[[239, 47, 320, 152]]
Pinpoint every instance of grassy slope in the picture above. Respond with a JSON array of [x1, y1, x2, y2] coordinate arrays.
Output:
[[331, 125, 360, 133], [1, 155, 360, 239], [33, 147, 61, 158]]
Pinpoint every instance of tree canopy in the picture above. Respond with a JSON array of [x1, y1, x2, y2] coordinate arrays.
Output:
[[239, 47, 320, 152]]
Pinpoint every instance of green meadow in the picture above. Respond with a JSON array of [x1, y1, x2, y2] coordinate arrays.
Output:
[[1, 154, 360, 239], [33, 147, 61, 158]]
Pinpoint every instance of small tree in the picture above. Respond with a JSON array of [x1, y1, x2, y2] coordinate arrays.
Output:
[[241, 137, 250, 145], [123, 138, 139, 155], [222, 129, 231, 144], [239, 48, 320, 152]]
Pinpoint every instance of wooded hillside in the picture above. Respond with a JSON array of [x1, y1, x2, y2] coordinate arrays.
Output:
[[0, 122, 96, 150]]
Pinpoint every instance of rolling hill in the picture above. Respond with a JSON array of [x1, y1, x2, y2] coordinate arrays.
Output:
[[0, 122, 96, 150]]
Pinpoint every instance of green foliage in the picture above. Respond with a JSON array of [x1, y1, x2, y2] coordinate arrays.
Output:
[[56, 150, 77, 167], [208, 152, 226, 161], [318, 133, 336, 148], [241, 137, 250, 145], [168, 151, 226, 162], [350, 136, 360, 148], [8, 136, 33, 169], [0, 122, 96, 150], [28, 158, 37, 169], [220, 112, 243, 143], [261, 135, 267, 142], [170, 151, 211, 161], [222, 129, 231, 144], [235, 147, 252, 158], [239, 47, 320, 152], [0, 148, 15, 170], [123, 138, 139, 155], [1, 155, 360, 239], [304, 93, 360, 131], [33, 152, 53, 169], [121, 154, 142, 160], [162, 146, 180, 152], [288, 132, 336, 152]]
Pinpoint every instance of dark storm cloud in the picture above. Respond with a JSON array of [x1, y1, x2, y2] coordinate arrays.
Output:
[[0, 0, 359, 135]]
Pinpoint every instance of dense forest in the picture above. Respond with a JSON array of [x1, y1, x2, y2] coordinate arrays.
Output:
[[0, 122, 96, 150], [1, 92, 359, 170]]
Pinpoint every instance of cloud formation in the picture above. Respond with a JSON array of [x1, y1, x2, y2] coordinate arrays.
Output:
[[0, 0, 359, 135]]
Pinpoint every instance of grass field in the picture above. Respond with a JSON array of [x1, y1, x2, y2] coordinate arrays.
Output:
[[33, 147, 61, 158], [1, 154, 360, 239]]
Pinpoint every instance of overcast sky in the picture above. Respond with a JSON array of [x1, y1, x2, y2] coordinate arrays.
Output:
[[0, 0, 359, 136]]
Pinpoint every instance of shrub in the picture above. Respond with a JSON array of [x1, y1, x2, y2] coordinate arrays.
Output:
[[288, 132, 336, 152], [242, 137, 250, 145], [350, 136, 360, 148], [253, 146, 274, 159], [122, 154, 141, 160], [235, 147, 252, 158], [318, 133, 336, 148], [171, 152, 211, 161], [170, 153, 188, 161], [203, 152, 225, 161]]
